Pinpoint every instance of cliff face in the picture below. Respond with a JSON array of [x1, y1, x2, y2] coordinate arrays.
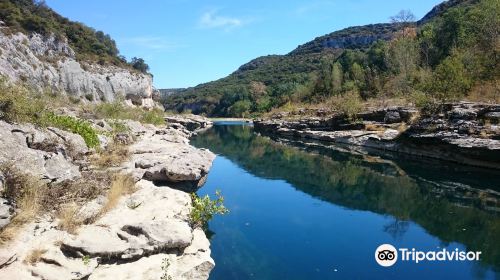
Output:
[[290, 23, 398, 55], [0, 30, 156, 108]]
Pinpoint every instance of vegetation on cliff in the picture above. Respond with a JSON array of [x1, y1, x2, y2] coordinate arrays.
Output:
[[165, 0, 499, 117], [0, 0, 150, 73], [0, 78, 164, 148]]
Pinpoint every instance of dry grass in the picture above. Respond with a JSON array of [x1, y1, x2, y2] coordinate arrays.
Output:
[[92, 144, 130, 168], [0, 165, 111, 238], [99, 174, 136, 217], [365, 123, 385, 131], [466, 80, 500, 104], [24, 248, 47, 265], [0, 165, 46, 244], [57, 203, 82, 234], [56, 174, 136, 233], [396, 123, 409, 133]]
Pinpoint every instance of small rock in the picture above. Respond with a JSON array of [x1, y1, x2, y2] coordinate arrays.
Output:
[[0, 198, 14, 229]]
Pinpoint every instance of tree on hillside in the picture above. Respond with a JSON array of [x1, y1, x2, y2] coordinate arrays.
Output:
[[390, 10, 416, 26], [130, 57, 150, 74], [391, 10, 416, 38]]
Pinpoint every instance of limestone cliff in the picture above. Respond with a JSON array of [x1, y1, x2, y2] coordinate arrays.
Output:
[[0, 28, 157, 108]]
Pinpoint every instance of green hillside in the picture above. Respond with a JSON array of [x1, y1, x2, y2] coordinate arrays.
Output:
[[164, 0, 498, 117]]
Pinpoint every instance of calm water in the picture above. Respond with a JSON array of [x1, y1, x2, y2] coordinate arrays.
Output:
[[191, 123, 500, 280]]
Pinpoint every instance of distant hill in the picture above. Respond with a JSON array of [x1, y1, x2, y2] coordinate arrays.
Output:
[[159, 88, 185, 98], [164, 0, 497, 117]]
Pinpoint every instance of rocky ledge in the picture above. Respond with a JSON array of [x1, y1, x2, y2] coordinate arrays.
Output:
[[123, 116, 214, 192], [254, 102, 500, 169], [0, 115, 216, 279]]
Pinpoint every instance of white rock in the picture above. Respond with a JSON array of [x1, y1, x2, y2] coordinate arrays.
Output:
[[0, 31, 156, 108]]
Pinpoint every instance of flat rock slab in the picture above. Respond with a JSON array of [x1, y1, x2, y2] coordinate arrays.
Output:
[[123, 124, 216, 191], [62, 180, 194, 261], [88, 229, 213, 280]]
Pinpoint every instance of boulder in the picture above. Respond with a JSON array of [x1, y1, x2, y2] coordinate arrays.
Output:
[[0, 121, 81, 183], [484, 112, 500, 124], [384, 111, 402, 124], [47, 127, 89, 158], [165, 115, 213, 132], [124, 124, 216, 191]]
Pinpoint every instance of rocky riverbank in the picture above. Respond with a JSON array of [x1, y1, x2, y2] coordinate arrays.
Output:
[[0, 115, 216, 279], [254, 102, 500, 169]]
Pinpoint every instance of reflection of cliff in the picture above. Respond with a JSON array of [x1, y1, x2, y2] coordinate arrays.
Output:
[[192, 125, 500, 269]]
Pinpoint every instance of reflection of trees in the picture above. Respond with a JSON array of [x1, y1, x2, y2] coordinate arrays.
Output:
[[383, 219, 410, 240], [192, 125, 500, 270]]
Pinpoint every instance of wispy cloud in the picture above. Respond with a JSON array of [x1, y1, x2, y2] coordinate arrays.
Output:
[[198, 10, 244, 30], [120, 36, 184, 51]]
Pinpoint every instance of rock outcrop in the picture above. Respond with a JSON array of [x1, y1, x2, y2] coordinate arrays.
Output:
[[0, 31, 157, 108], [165, 115, 213, 133], [0, 115, 217, 279], [254, 102, 500, 169], [122, 118, 215, 192], [0, 121, 82, 184]]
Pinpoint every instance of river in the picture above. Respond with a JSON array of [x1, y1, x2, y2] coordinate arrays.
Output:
[[191, 122, 500, 280]]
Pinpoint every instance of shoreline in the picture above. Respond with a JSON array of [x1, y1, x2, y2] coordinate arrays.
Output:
[[0, 115, 217, 280], [254, 102, 500, 170]]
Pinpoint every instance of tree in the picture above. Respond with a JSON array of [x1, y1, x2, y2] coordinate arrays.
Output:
[[391, 10, 416, 38], [432, 52, 471, 101], [390, 10, 416, 26], [350, 62, 365, 88], [229, 100, 252, 117], [130, 57, 149, 74], [331, 62, 343, 94]]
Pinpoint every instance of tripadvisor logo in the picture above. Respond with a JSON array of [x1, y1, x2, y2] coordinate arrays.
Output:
[[375, 244, 398, 267], [375, 244, 482, 267]]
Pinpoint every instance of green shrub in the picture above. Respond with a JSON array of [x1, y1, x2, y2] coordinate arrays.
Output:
[[190, 190, 229, 227], [0, 80, 46, 124], [336, 90, 362, 120], [410, 90, 439, 114], [42, 112, 100, 148], [92, 101, 165, 125], [108, 120, 130, 135], [141, 109, 165, 125]]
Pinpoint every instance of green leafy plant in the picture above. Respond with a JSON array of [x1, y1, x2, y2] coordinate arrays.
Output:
[[42, 112, 100, 148], [190, 190, 229, 227], [82, 255, 90, 266]]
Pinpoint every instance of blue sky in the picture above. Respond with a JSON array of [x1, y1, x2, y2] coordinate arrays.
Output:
[[46, 0, 443, 89]]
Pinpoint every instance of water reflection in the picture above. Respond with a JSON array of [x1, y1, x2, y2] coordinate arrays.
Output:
[[192, 124, 500, 278]]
